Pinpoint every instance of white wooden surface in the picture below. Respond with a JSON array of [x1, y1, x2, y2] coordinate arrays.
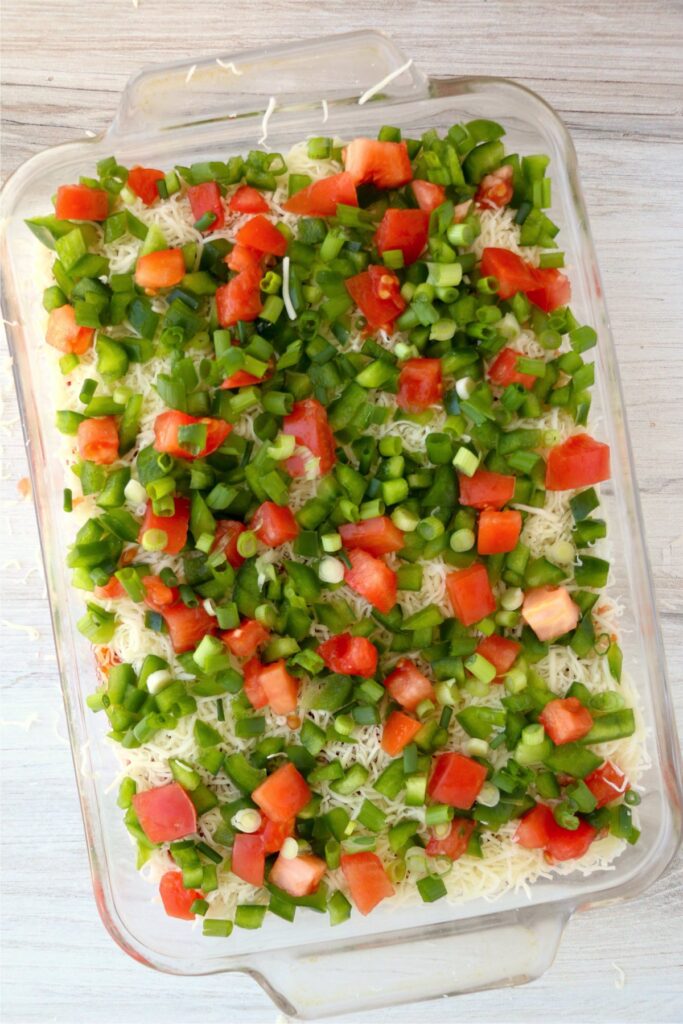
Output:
[[2, 2, 682, 1021]]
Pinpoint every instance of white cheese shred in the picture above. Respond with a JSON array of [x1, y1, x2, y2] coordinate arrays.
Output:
[[281, 256, 297, 320], [216, 58, 243, 76], [185, 64, 197, 85], [258, 96, 277, 146], [358, 59, 414, 105]]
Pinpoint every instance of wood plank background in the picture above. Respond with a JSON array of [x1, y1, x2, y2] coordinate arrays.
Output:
[[1, 2, 682, 1021]]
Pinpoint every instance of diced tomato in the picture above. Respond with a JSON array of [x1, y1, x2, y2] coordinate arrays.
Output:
[[283, 398, 336, 478], [397, 358, 443, 412], [479, 247, 538, 301], [539, 697, 594, 746], [283, 172, 358, 216], [256, 815, 294, 855], [252, 501, 299, 547], [188, 181, 225, 231], [527, 267, 571, 313], [458, 467, 516, 510], [338, 516, 404, 557], [215, 266, 263, 326], [243, 657, 269, 710], [135, 248, 186, 290], [226, 244, 262, 274], [252, 762, 311, 822], [127, 166, 165, 206], [345, 265, 406, 332], [94, 575, 126, 600], [221, 618, 270, 659], [344, 548, 397, 614], [142, 574, 176, 610], [545, 818, 597, 862], [132, 782, 197, 843], [228, 185, 269, 214], [159, 871, 203, 920], [258, 659, 299, 715], [585, 761, 630, 809], [46, 304, 94, 354], [344, 139, 413, 189], [425, 818, 476, 860], [477, 508, 522, 555], [475, 165, 514, 209], [522, 586, 580, 642], [139, 497, 190, 556], [55, 183, 109, 221], [374, 208, 429, 267], [474, 634, 522, 679], [77, 416, 119, 465], [446, 563, 496, 627], [514, 803, 555, 850], [411, 179, 446, 213], [212, 519, 246, 568], [340, 851, 395, 916], [317, 633, 378, 678], [232, 832, 266, 887], [236, 215, 287, 257], [160, 601, 216, 654], [220, 369, 267, 389], [545, 434, 611, 491], [381, 710, 423, 756], [153, 410, 231, 460], [487, 347, 537, 390], [383, 658, 436, 712], [428, 752, 487, 810], [270, 853, 327, 897]]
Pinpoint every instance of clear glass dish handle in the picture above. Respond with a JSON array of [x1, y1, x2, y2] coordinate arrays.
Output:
[[243, 908, 569, 1018], [109, 30, 429, 140]]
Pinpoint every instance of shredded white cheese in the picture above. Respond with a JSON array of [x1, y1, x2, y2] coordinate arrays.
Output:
[[281, 256, 297, 320], [358, 59, 414, 106], [258, 96, 277, 146]]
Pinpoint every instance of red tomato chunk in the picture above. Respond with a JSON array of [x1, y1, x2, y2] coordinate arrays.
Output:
[[77, 416, 119, 465], [381, 710, 423, 757], [46, 304, 94, 354], [232, 833, 266, 887], [343, 138, 413, 189], [539, 697, 593, 745], [283, 172, 358, 216], [55, 183, 109, 221], [252, 501, 299, 547], [283, 398, 336, 478], [340, 851, 395, 915], [397, 358, 443, 412], [487, 347, 537, 390], [477, 508, 522, 555], [139, 497, 190, 556], [346, 266, 405, 332], [428, 752, 487, 810], [132, 782, 197, 843], [338, 516, 404, 557], [458, 468, 515, 510], [446, 563, 496, 626], [344, 548, 397, 614], [425, 819, 475, 861], [188, 182, 225, 231], [317, 633, 378, 678], [127, 166, 165, 206], [270, 853, 326, 898], [159, 871, 203, 920], [229, 185, 269, 214], [545, 434, 610, 491], [252, 763, 311, 822], [383, 658, 435, 712], [585, 761, 630, 808], [153, 411, 231, 460], [474, 634, 522, 678], [221, 619, 270, 659], [374, 208, 429, 267]]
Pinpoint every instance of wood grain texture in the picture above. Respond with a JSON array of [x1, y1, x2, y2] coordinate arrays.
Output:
[[1, 1, 682, 1021]]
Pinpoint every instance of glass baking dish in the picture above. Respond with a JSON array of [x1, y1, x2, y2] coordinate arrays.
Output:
[[1, 29, 681, 1019]]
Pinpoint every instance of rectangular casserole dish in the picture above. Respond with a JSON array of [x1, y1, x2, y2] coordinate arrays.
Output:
[[0, 29, 680, 1019]]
